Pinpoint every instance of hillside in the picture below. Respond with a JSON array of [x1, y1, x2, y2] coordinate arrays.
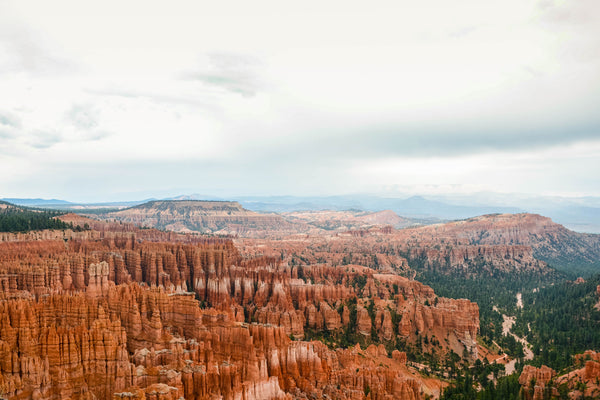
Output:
[[2, 202, 599, 399], [235, 213, 600, 279], [283, 209, 416, 231], [235, 211, 600, 389], [0, 201, 72, 233], [400, 213, 600, 277], [103, 200, 301, 237]]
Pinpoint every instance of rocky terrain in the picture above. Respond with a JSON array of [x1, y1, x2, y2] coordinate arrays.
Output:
[[2, 205, 598, 399], [0, 217, 480, 399], [108, 205, 599, 278], [519, 350, 600, 399], [268, 213, 598, 277], [101, 202, 422, 238], [102, 201, 300, 237], [400, 213, 600, 273], [236, 215, 560, 278], [98, 204, 600, 277], [283, 209, 415, 231]]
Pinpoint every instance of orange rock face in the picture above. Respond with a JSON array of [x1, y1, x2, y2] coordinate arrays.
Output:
[[237, 212, 600, 281], [520, 352, 600, 399], [104, 200, 299, 237], [519, 365, 557, 400], [0, 219, 480, 399]]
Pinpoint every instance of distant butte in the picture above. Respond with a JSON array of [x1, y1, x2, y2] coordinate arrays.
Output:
[[101, 200, 300, 237]]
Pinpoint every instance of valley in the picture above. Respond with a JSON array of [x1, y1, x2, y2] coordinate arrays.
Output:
[[4, 0, 599, 398], [499, 312, 533, 376], [0, 200, 599, 399]]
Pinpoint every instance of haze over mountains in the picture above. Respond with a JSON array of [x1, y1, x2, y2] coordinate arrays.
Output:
[[5, 192, 600, 233]]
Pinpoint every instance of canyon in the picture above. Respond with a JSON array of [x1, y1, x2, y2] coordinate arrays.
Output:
[[1, 202, 599, 399], [0, 215, 479, 399], [103, 201, 600, 278]]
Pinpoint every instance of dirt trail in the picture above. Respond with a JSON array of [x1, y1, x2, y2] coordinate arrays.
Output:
[[492, 295, 533, 375], [516, 292, 523, 309], [501, 312, 533, 374]]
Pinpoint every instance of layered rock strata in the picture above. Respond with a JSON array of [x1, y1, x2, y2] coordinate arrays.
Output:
[[0, 221, 478, 399]]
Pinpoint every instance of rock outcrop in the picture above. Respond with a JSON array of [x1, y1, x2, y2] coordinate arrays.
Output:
[[0, 221, 471, 399], [237, 213, 600, 278], [104, 200, 298, 237], [519, 365, 556, 400], [519, 352, 600, 399], [283, 209, 413, 231], [397, 213, 600, 275]]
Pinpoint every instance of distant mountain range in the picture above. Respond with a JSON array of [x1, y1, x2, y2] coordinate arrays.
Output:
[[2, 198, 75, 206], [3, 192, 600, 233], [236, 194, 522, 218], [1, 198, 152, 210]]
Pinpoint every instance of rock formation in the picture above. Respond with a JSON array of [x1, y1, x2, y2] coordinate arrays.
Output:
[[283, 209, 413, 231], [103, 200, 299, 237], [395, 213, 600, 274], [0, 220, 476, 399], [519, 351, 600, 399], [519, 365, 556, 400], [236, 212, 600, 279]]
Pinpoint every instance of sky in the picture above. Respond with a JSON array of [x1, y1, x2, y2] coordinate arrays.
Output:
[[0, 0, 599, 202]]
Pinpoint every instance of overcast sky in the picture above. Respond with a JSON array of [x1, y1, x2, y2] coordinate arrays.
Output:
[[1, 0, 599, 202]]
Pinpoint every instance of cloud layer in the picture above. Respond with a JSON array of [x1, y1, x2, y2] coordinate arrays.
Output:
[[0, 0, 599, 201]]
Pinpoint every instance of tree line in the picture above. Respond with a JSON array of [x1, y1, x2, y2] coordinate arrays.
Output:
[[0, 204, 73, 232]]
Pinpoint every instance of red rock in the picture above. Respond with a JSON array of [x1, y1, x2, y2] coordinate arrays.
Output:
[[585, 360, 600, 381], [0, 222, 468, 399], [519, 365, 557, 400], [356, 306, 372, 336], [392, 350, 407, 364], [86, 261, 114, 298], [523, 352, 600, 399], [104, 200, 298, 238], [379, 309, 394, 341], [519, 365, 556, 386]]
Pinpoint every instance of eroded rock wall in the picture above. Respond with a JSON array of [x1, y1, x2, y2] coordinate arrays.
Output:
[[0, 227, 475, 399]]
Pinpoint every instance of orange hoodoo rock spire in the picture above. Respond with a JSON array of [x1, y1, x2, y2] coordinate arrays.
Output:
[[0, 222, 479, 399]]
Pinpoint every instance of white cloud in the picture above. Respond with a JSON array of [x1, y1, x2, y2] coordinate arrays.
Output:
[[352, 140, 600, 196], [0, 0, 598, 200]]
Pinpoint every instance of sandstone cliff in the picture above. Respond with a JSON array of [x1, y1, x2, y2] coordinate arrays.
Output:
[[102, 200, 299, 237], [519, 351, 600, 399], [398, 213, 600, 274], [0, 222, 477, 399], [519, 365, 557, 400]]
